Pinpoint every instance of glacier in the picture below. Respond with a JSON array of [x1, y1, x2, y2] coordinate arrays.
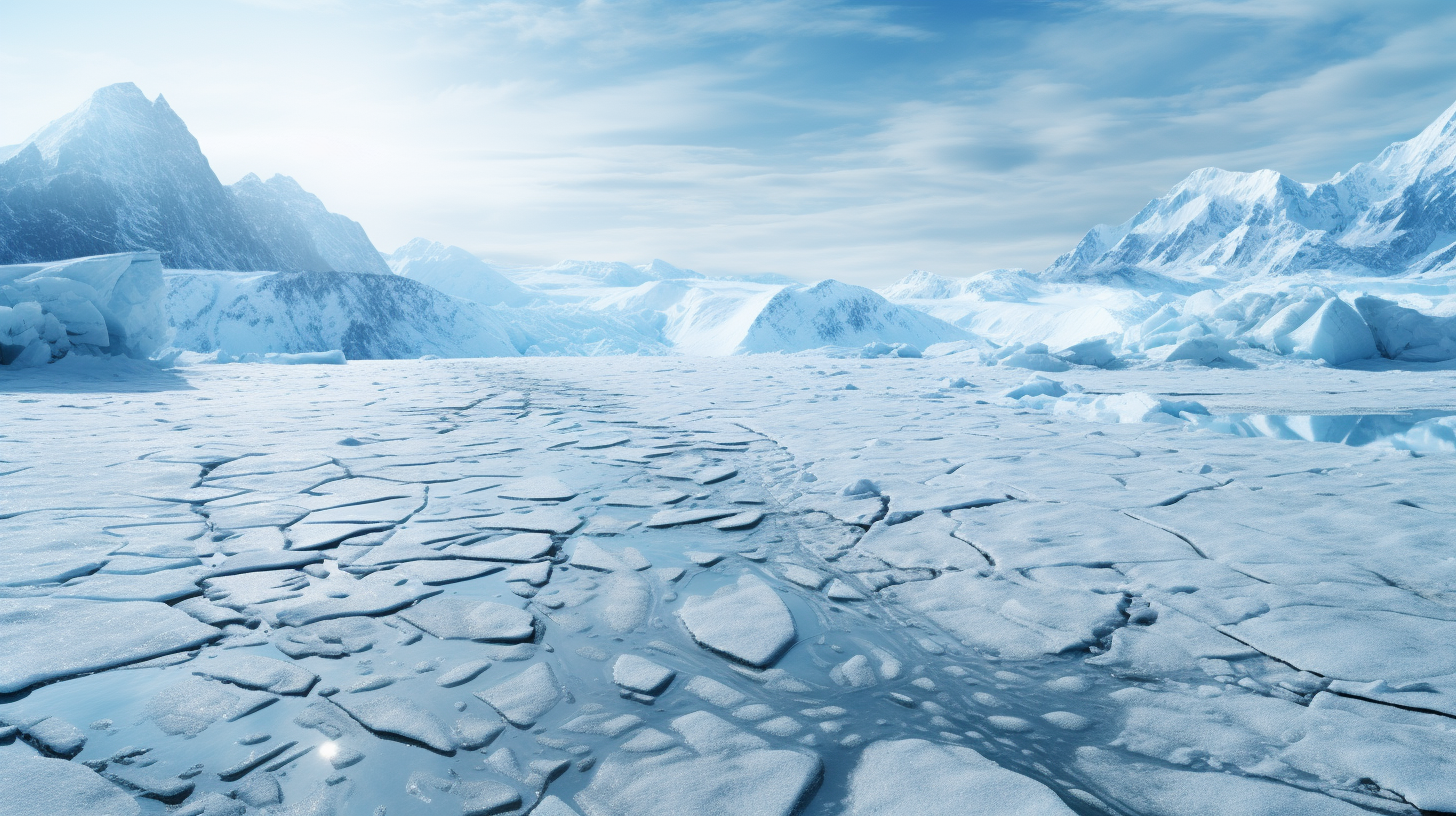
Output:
[[0, 251, 166, 366]]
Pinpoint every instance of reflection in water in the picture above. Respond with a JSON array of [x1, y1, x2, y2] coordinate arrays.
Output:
[[1186, 410, 1456, 453]]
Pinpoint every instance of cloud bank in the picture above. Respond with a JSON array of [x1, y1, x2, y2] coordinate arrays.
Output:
[[3, 0, 1455, 284]]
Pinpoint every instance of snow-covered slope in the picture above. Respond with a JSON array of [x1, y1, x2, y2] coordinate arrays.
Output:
[[880, 268, 1039, 301], [736, 279, 970, 354], [231, 173, 389, 275], [166, 269, 517, 359], [0, 83, 384, 273], [386, 238, 527, 306], [1045, 99, 1456, 289], [591, 279, 785, 356], [0, 251, 167, 365], [584, 277, 973, 355]]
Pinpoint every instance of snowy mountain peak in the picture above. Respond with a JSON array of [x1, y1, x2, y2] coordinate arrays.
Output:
[[1044, 96, 1456, 288], [637, 258, 704, 280], [0, 83, 387, 273]]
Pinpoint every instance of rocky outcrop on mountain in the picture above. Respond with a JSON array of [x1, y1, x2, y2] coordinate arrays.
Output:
[[0, 83, 384, 274], [232, 173, 389, 275]]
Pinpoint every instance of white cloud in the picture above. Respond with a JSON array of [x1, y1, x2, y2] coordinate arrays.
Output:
[[3, 0, 1456, 285]]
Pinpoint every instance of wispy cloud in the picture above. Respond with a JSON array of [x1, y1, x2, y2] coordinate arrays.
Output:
[[3, 0, 1456, 283]]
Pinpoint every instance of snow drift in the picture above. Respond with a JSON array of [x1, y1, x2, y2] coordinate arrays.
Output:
[[0, 251, 167, 366]]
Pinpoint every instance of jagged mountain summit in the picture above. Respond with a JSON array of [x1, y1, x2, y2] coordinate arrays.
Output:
[[231, 173, 390, 275], [1045, 98, 1456, 290], [0, 83, 383, 273]]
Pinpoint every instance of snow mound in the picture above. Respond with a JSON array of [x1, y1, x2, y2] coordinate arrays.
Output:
[[735, 280, 969, 354], [0, 251, 167, 366], [166, 269, 517, 359], [387, 238, 527, 306], [846, 739, 1075, 816]]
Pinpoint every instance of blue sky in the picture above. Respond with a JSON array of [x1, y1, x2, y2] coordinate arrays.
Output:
[[4, 0, 1456, 284]]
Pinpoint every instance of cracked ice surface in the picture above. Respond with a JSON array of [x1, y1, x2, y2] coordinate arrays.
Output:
[[2, 355, 1456, 815]]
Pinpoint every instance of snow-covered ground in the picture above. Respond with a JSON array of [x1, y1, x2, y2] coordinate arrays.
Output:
[[3, 353, 1455, 815]]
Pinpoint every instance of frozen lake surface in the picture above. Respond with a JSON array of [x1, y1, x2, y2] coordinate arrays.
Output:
[[3, 354, 1456, 815]]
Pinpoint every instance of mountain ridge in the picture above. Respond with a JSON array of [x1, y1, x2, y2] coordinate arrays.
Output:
[[1043, 98, 1456, 290], [0, 83, 384, 274]]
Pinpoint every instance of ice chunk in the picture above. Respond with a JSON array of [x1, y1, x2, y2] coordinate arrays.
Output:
[[1075, 746, 1373, 816], [454, 713, 506, 750], [503, 561, 551, 586], [12, 716, 87, 758], [192, 653, 318, 695], [645, 507, 739, 528], [146, 676, 278, 735], [205, 503, 308, 530], [685, 675, 747, 708], [602, 489, 688, 507], [1284, 297, 1376, 365], [474, 662, 563, 727], [455, 532, 554, 562], [0, 752, 140, 816], [271, 617, 383, 658], [563, 713, 644, 737], [458, 779, 520, 815], [332, 692, 457, 753], [0, 599, 220, 693], [270, 572, 442, 626], [855, 511, 985, 571], [569, 539, 626, 571], [676, 574, 797, 667], [621, 728, 677, 752], [845, 739, 1074, 816], [613, 654, 676, 695], [437, 659, 493, 687], [576, 711, 821, 816], [473, 508, 582, 535], [1226, 606, 1456, 685], [52, 568, 207, 602], [497, 477, 577, 501], [1041, 711, 1090, 730], [1057, 338, 1116, 367], [1000, 376, 1066, 400], [398, 597, 536, 643], [533, 795, 582, 816], [396, 560, 505, 585], [830, 655, 877, 688], [825, 579, 867, 600], [209, 550, 322, 577]]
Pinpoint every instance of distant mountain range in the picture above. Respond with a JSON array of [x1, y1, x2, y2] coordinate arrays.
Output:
[[1045, 100, 1456, 291], [0, 83, 385, 274]]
